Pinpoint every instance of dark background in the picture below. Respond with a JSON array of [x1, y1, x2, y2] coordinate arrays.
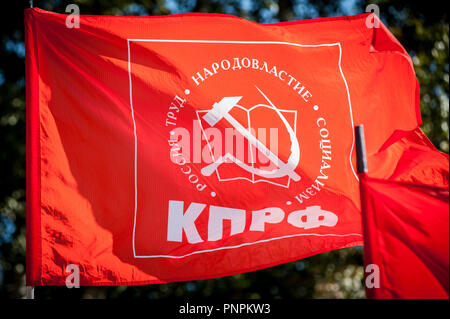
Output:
[[0, 0, 448, 299]]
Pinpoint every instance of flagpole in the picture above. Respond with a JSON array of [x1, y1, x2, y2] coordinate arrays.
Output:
[[26, 0, 35, 300], [26, 286, 35, 299], [355, 125, 376, 299], [355, 126, 368, 174]]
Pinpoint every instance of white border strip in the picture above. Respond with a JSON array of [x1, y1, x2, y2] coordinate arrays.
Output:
[[127, 40, 139, 257], [127, 39, 359, 259], [135, 233, 362, 259]]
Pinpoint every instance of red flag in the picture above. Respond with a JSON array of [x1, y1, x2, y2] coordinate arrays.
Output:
[[369, 128, 449, 188], [25, 8, 447, 286], [360, 174, 449, 299]]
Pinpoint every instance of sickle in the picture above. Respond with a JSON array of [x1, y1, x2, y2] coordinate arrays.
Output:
[[230, 101, 300, 180], [243, 85, 300, 179]]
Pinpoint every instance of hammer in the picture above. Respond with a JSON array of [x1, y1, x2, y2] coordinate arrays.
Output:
[[201, 96, 300, 181]]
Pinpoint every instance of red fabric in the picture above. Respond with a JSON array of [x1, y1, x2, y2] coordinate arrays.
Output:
[[369, 128, 449, 188], [25, 8, 448, 286], [360, 174, 449, 299]]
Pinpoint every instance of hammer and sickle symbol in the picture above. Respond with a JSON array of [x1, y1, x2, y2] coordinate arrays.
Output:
[[200, 86, 301, 182]]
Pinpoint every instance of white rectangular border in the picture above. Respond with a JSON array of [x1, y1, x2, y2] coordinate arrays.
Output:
[[127, 39, 361, 259]]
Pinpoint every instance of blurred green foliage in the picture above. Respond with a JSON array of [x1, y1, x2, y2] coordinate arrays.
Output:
[[0, 0, 447, 299]]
